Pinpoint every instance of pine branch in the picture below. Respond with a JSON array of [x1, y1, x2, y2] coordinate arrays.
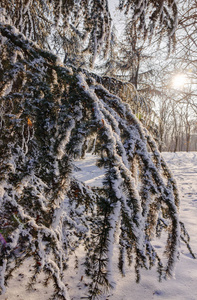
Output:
[[0, 23, 195, 299]]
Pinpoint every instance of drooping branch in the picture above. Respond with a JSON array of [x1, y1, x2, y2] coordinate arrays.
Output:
[[119, 0, 178, 41], [0, 23, 194, 300]]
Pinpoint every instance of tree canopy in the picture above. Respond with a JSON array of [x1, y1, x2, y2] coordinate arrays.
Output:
[[0, 0, 178, 67]]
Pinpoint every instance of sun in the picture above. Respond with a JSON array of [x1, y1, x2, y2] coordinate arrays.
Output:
[[171, 74, 187, 89]]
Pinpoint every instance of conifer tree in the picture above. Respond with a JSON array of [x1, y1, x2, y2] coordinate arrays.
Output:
[[0, 23, 195, 300], [0, 0, 178, 69], [0, 0, 111, 68], [119, 0, 178, 42]]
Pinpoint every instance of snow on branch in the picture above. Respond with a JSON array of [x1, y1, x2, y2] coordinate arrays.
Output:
[[0, 23, 194, 300]]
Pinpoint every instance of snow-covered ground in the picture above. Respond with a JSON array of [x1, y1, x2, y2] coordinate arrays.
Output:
[[1, 152, 197, 300], [110, 152, 197, 300]]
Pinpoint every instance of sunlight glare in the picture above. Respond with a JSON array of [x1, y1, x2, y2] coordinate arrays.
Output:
[[172, 74, 187, 89]]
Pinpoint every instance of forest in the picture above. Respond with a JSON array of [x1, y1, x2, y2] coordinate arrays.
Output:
[[0, 1, 196, 299]]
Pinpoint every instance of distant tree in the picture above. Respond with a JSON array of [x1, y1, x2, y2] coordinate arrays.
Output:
[[116, 0, 197, 152], [116, 0, 178, 84]]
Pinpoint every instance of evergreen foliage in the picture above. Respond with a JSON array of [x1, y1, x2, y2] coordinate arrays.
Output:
[[0, 0, 178, 69], [0, 24, 195, 299], [119, 0, 178, 41], [0, 0, 111, 67]]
